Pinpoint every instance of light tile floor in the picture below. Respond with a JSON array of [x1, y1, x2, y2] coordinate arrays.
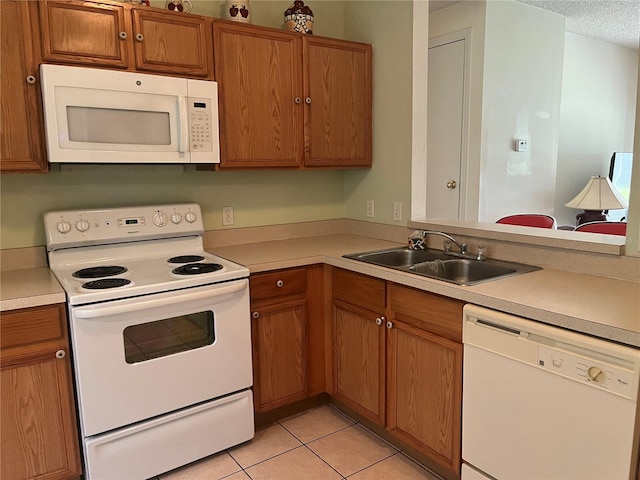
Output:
[[161, 404, 440, 480]]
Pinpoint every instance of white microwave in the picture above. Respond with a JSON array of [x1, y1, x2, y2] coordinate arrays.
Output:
[[40, 64, 220, 164]]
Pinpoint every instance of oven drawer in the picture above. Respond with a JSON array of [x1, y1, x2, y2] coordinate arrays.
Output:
[[250, 268, 307, 302], [85, 390, 254, 479]]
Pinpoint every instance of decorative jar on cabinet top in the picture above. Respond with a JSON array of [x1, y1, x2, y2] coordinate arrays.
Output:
[[224, 1, 251, 23], [284, 0, 314, 34]]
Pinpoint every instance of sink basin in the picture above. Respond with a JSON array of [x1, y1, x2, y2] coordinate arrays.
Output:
[[344, 247, 540, 285], [343, 247, 450, 267]]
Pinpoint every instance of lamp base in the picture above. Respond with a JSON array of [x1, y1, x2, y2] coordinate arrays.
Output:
[[576, 210, 607, 225]]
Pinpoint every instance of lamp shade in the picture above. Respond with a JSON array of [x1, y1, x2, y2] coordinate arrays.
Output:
[[565, 176, 628, 211]]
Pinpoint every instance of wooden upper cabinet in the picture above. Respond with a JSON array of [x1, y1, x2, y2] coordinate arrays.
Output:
[[39, 0, 212, 78], [40, 0, 132, 69], [304, 37, 372, 168], [214, 21, 303, 168], [0, 1, 48, 173], [213, 20, 372, 169], [131, 8, 212, 77]]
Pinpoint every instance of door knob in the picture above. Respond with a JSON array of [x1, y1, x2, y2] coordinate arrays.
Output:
[[446, 180, 457, 189]]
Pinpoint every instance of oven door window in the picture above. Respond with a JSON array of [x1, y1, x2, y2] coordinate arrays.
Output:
[[123, 311, 214, 364]]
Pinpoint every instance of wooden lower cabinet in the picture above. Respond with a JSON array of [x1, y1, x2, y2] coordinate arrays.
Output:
[[387, 283, 463, 477], [250, 265, 325, 413], [0, 304, 81, 480], [331, 268, 464, 478], [332, 268, 386, 425]]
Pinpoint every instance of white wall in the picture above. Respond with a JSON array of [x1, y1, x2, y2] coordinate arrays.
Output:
[[478, 1, 565, 222], [555, 33, 638, 226]]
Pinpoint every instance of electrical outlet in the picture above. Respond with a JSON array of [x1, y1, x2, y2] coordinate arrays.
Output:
[[393, 202, 402, 221], [366, 200, 375, 218], [222, 206, 234, 226]]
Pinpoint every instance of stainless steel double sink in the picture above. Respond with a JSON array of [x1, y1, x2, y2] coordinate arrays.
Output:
[[343, 247, 540, 286]]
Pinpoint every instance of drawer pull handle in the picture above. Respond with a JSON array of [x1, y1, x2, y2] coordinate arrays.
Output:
[[305, 97, 312, 104], [135, 33, 144, 42], [294, 97, 302, 104], [26, 75, 36, 85], [119, 31, 128, 40], [252, 311, 259, 319], [375, 316, 385, 326], [386, 321, 393, 329], [276, 280, 284, 288], [55, 350, 66, 359]]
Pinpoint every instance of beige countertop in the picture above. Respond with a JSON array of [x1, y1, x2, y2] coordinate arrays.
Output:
[[211, 234, 640, 348], [1, 267, 66, 311], [2, 234, 638, 348]]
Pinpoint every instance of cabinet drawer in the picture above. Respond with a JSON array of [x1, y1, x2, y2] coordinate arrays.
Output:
[[0, 304, 66, 351], [389, 284, 463, 343], [332, 268, 385, 313], [250, 268, 306, 302]]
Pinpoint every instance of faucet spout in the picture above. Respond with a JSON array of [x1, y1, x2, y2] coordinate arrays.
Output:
[[408, 230, 486, 260]]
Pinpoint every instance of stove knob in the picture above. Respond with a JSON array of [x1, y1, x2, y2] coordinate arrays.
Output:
[[76, 220, 90, 232], [153, 211, 168, 227], [57, 221, 71, 234], [185, 212, 197, 223], [171, 213, 183, 224]]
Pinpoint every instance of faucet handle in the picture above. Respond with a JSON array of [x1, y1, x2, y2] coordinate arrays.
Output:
[[408, 230, 426, 250], [476, 245, 487, 261]]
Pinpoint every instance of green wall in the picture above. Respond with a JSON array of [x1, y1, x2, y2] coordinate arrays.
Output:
[[343, 1, 413, 226]]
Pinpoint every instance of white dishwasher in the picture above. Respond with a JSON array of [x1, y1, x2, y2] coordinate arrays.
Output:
[[462, 304, 640, 480]]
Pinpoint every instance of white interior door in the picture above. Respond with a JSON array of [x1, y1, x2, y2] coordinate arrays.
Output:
[[427, 36, 466, 219]]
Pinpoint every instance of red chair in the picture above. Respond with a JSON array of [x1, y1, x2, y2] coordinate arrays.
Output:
[[496, 214, 557, 229], [574, 221, 627, 236]]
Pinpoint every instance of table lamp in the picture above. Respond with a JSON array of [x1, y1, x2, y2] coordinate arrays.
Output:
[[565, 175, 628, 225]]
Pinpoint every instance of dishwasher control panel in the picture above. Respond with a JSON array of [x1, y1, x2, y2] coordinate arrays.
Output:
[[538, 346, 635, 399]]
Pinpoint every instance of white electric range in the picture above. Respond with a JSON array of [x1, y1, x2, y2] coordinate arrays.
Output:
[[45, 203, 254, 480]]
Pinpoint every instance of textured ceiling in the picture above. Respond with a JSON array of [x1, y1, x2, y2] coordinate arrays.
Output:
[[429, 0, 640, 50], [515, 0, 639, 49]]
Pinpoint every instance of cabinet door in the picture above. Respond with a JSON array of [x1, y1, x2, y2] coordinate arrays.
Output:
[[252, 299, 308, 412], [39, 0, 132, 69], [132, 8, 212, 78], [386, 320, 462, 476], [387, 284, 464, 476], [333, 300, 385, 426], [304, 37, 372, 168], [0, 304, 81, 480], [213, 21, 303, 168], [1, 1, 47, 173]]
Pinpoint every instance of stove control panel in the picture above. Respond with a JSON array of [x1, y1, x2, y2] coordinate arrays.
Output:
[[45, 204, 204, 250]]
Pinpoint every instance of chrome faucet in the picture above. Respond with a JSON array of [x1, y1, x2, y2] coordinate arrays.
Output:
[[408, 230, 487, 261]]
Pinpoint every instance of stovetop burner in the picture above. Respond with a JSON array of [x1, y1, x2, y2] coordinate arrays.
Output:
[[73, 266, 128, 279], [82, 278, 132, 290], [168, 255, 205, 264], [172, 263, 223, 275]]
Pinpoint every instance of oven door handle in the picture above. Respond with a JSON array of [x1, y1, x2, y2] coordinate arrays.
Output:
[[74, 280, 246, 320]]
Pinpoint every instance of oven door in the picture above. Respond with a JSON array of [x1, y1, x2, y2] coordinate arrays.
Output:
[[69, 279, 252, 437]]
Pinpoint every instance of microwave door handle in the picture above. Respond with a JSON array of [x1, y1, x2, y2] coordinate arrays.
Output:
[[73, 280, 246, 320], [178, 95, 189, 153]]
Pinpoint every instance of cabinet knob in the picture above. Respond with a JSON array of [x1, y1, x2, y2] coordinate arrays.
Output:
[[294, 97, 302, 104], [55, 350, 66, 359], [386, 321, 393, 329], [26, 75, 36, 85], [135, 33, 144, 42], [119, 31, 128, 40], [276, 280, 284, 288], [252, 311, 259, 319], [446, 180, 457, 189], [305, 97, 312, 105], [375, 316, 385, 326]]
